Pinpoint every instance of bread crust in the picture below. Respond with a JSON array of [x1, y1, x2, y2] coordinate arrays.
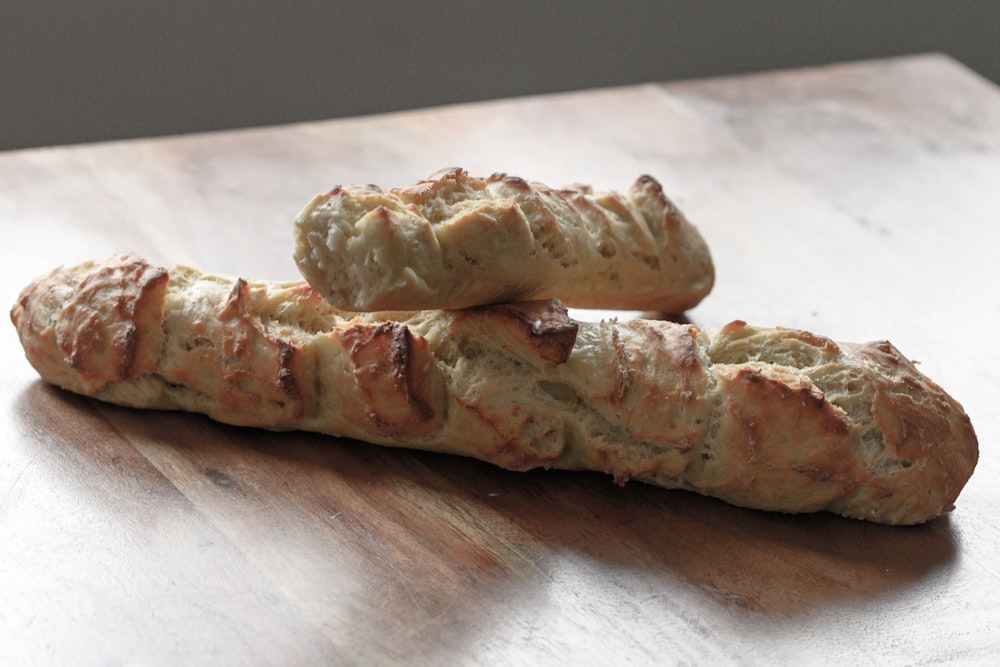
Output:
[[293, 168, 715, 312], [11, 255, 978, 524]]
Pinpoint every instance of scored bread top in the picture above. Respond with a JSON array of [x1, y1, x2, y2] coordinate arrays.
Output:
[[293, 168, 714, 312]]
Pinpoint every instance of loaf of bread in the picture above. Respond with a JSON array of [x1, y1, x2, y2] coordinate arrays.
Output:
[[293, 168, 714, 312], [11, 254, 978, 524]]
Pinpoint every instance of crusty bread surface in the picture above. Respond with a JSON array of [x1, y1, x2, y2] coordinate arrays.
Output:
[[293, 168, 715, 312], [11, 254, 978, 524]]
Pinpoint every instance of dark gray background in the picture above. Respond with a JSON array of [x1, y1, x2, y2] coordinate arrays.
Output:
[[3, 1, 998, 152]]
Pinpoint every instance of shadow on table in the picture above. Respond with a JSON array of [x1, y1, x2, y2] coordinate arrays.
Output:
[[16, 380, 963, 659], [398, 444, 960, 613]]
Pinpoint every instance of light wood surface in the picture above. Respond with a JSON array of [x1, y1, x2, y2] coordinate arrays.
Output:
[[3, 54, 998, 665]]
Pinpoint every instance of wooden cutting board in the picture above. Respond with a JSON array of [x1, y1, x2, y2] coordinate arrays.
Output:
[[3, 53, 998, 665]]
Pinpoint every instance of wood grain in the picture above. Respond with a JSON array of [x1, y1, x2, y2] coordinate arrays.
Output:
[[3, 54, 998, 665]]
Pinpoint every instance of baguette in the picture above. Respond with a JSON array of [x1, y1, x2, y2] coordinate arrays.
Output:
[[11, 254, 978, 524], [293, 168, 714, 312]]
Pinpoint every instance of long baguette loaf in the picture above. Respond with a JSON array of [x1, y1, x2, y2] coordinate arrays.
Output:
[[293, 168, 714, 312], [11, 254, 978, 524]]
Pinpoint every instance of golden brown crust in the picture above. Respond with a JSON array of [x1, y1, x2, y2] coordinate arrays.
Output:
[[838, 340, 980, 523], [335, 321, 444, 437], [10, 255, 169, 394], [293, 168, 714, 312], [11, 255, 979, 524], [452, 300, 579, 365]]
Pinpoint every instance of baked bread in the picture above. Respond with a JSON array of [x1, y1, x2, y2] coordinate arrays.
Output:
[[293, 168, 714, 312], [11, 254, 978, 524]]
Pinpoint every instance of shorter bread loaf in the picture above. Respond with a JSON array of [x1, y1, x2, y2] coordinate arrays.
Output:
[[293, 168, 714, 312], [11, 255, 978, 524]]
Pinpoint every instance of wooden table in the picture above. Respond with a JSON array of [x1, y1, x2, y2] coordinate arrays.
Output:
[[3, 53, 998, 665]]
